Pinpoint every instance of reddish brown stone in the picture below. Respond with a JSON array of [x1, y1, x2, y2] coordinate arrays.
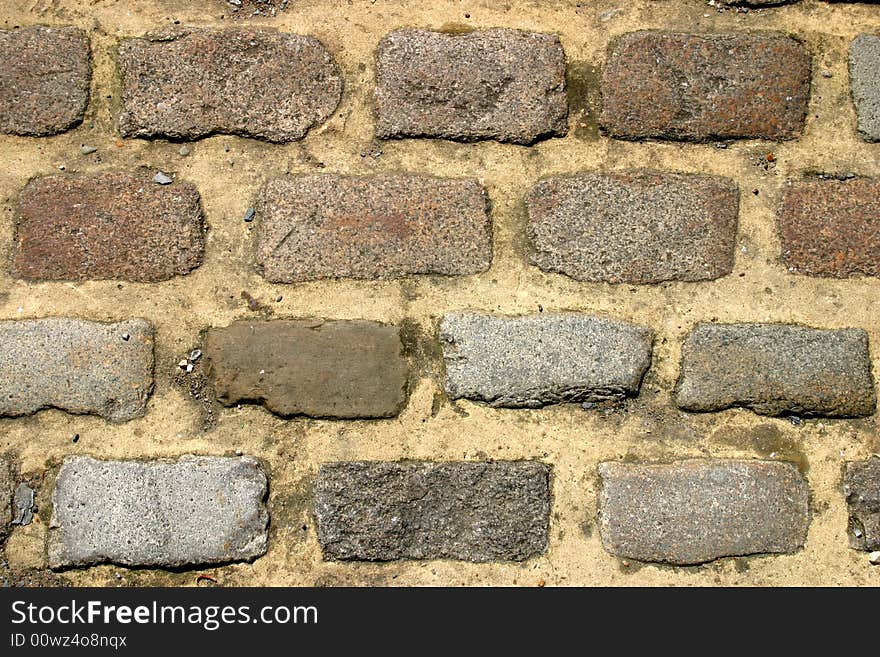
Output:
[[600, 31, 811, 141], [375, 28, 567, 144], [118, 29, 341, 142], [778, 178, 880, 278], [0, 26, 91, 136], [256, 175, 491, 282], [13, 172, 205, 283], [527, 172, 739, 284]]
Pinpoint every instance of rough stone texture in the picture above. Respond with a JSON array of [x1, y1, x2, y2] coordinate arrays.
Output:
[[13, 172, 205, 283], [0, 26, 91, 136], [779, 178, 880, 278], [315, 461, 550, 561], [48, 455, 268, 568], [527, 172, 739, 284], [441, 313, 653, 407], [598, 459, 810, 564], [118, 29, 342, 142], [600, 31, 811, 141], [206, 319, 408, 418], [0, 456, 13, 544], [850, 34, 880, 141], [256, 175, 491, 282], [0, 318, 154, 423], [676, 323, 875, 417], [375, 28, 567, 144], [844, 458, 880, 551]]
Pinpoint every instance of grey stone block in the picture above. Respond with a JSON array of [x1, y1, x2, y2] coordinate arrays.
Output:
[[598, 459, 810, 564], [844, 458, 880, 551], [0, 318, 154, 422], [441, 312, 653, 407], [48, 455, 268, 569], [375, 28, 567, 144], [315, 461, 550, 562], [675, 323, 875, 417], [850, 34, 880, 141]]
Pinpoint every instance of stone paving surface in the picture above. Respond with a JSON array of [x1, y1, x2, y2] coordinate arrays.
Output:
[[1, 0, 879, 588]]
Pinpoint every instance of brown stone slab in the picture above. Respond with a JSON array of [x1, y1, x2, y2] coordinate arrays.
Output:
[[205, 320, 408, 419]]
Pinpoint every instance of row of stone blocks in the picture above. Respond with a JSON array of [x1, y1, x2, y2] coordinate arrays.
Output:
[[12, 171, 880, 282], [2, 454, 877, 568], [2, 26, 879, 142], [0, 315, 874, 422]]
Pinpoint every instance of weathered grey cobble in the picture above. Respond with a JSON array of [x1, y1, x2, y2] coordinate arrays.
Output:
[[441, 313, 653, 407], [315, 461, 550, 562], [48, 455, 269, 568], [676, 323, 875, 417], [0, 319, 154, 423], [598, 459, 810, 564], [850, 34, 880, 141]]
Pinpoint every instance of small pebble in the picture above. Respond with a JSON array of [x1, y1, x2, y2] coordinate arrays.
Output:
[[822, 70, 833, 78], [121, 333, 130, 341], [80, 145, 97, 155], [276, 295, 283, 303], [178, 359, 188, 370], [189, 349, 202, 361], [243, 207, 256, 223], [870, 551, 880, 565], [179, 146, 191, 156], [185, 363, 194, 374], [153, 171, 173, 185], [11, 483, 35, 526], [72, 433, 79, 443]]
